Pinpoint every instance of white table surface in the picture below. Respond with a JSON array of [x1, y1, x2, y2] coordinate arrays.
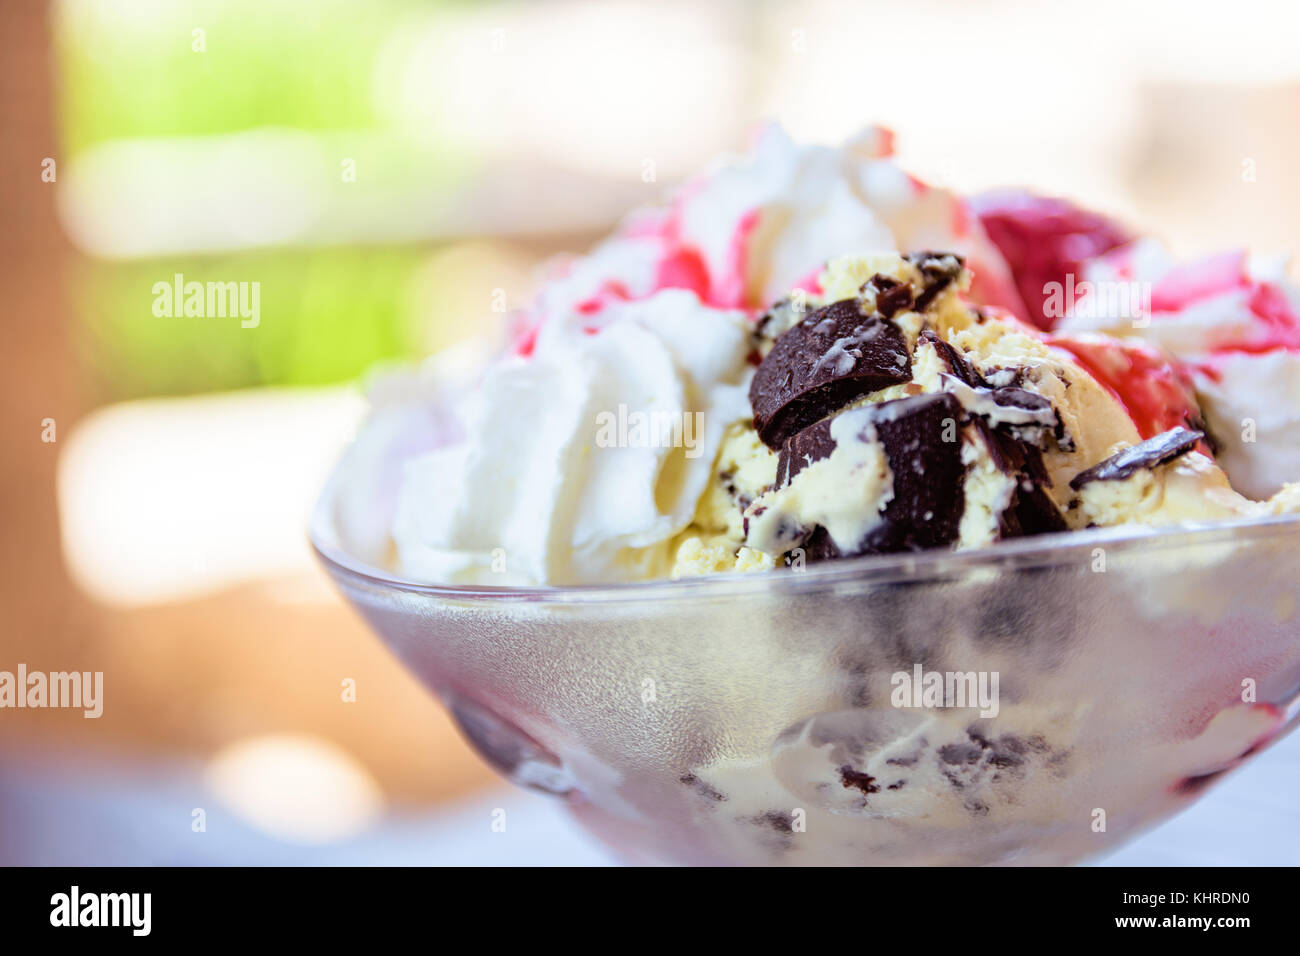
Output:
[[3, 730, 1297, 866]]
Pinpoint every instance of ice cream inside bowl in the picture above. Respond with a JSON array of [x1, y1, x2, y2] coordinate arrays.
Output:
[[313, 487, 1300, 865], [314, 126, 1300, 864]]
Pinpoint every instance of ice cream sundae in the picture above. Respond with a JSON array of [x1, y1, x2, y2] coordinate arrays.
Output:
[[315, 127, 1300, 866], [336, 125, 1300, 587]]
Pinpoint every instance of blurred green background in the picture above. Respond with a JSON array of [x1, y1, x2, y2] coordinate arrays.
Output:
[[57, 0, 1300, 404], [56, 0, 475, 400]]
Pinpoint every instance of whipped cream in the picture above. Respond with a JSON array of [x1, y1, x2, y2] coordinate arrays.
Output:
[[391, 290, 752, 585], [509, 125, 1020, 345]]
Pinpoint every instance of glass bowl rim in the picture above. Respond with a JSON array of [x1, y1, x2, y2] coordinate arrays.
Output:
[[310, 475, 1300, 605]]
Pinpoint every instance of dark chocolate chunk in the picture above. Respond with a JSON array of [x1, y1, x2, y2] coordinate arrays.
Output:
[[906, 251, 965, 310], [800, 526, 841, 562], [858, 392, 968, 553], [1068, 426, 1204, 490], [1014, 436, 1052, 487], [1001, 481, 1069, 537], [919, 329, 986, 388], [775, 417, 835, 487], [838, 765, 880, 796], [970, 418, 1067, 537], [749, 298, 912, 447], [768, 392, 967, 560], [770, 419, 852, 562], [865, 273, 914, 318]]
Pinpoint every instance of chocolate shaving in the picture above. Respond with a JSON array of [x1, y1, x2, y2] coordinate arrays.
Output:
[[1068, 427, 1204, 490]]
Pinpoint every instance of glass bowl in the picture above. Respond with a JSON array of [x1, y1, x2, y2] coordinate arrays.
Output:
[[311, 474, 1300, 865]]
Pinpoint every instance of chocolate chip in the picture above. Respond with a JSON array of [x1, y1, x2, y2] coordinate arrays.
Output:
[[749, 299, 912, 447], [1068, 426, 1204, 490], [865, 273, 914, 318], [906, 251, 965, 310]]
